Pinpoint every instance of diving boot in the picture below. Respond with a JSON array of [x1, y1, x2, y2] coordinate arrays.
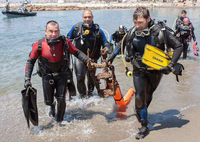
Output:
[[135, 126, 149, 140], [49, 102, 56, 117]]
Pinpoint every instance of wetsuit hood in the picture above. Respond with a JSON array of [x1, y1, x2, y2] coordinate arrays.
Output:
[[148, 19, 155, 28]]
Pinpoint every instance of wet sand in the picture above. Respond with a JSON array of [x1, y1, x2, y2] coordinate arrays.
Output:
[[122, 104, 200, 142]]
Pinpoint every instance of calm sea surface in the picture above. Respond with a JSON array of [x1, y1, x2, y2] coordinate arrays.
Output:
[[0, 7, 200, 142]]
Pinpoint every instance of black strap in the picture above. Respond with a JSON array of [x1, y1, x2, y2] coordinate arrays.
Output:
[[89, 24, 100, 58], [37, 38, 45, 55], [60, 35, 69, 61]]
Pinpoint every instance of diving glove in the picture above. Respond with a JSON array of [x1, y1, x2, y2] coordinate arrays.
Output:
[[24, 79, 32, 89], [172, 63, 184, 76], [160, 63, 174, 75]]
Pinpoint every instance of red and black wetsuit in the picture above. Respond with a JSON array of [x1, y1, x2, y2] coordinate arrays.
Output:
[[25, 37, 87, 122]]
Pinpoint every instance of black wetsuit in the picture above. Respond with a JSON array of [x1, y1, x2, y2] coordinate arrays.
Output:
[[111, 31, 127, 54], [109, 20, 183, 127], [68, 22, 110, 98]]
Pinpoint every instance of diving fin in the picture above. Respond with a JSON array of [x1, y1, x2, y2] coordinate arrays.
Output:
[[28, 87, 38, 126], [142, 44, 172, 70], [21, 88, 30, 128], [193, 41, 199, 56], [21, 86, 38, 128]]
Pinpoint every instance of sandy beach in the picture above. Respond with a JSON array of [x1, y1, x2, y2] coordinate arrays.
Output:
[[122, 103, 200, 142], [0, 1, 200, 11]]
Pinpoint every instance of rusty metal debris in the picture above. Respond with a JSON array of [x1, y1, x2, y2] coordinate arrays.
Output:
[[87, 49, 118, 98]]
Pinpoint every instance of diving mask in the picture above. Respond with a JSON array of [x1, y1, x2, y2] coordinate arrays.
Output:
[[135, 28, 150, 37]]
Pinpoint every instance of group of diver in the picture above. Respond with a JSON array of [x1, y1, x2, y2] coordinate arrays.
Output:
[[174, 10, 197, 59], [23, 7, 197, 140], [110, 9, 197, 59]]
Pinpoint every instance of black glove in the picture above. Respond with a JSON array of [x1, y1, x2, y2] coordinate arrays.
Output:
[[172, 63, 184, 76], [160, 64, 173, 75], [24, 79, 32, 89]]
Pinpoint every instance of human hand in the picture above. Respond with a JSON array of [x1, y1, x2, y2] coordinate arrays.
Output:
[[87, 59, 95, 71], [24, 79, 32, 89], [101, 47, 109, 59], [101, 47, 109, 55], [159, 64, 173, 75]]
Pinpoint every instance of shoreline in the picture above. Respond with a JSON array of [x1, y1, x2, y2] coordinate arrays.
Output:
[[0, 1, 199, 11]]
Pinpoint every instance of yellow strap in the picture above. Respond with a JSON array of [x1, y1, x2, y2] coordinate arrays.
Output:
[[121, 33, 128, 68]]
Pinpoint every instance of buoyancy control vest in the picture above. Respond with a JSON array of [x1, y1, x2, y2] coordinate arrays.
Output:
[[179, 24, 193, 41], [125, 21, 168, 70], [72, 22, 102, 59], [36, 36, 70, 76]]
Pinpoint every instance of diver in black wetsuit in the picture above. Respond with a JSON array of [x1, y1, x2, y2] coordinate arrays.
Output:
[[175, 17, 196, 59], [67, 9, 110, 98], [175, 10, 187, 30], [107, 7, 183, 139], [110, 25, 127, 54]]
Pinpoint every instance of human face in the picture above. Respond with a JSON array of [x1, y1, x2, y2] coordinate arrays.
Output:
[[133, 16, 150, 30], [181, 13, 186, 18], [82, 10, 93, 25], [183, 20, 189, 26], [119, 28, 124, 33], [45, 24, 60, 40]]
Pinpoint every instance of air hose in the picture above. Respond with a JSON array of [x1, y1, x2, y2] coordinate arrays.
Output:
[[121, 33, 133, 77]]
